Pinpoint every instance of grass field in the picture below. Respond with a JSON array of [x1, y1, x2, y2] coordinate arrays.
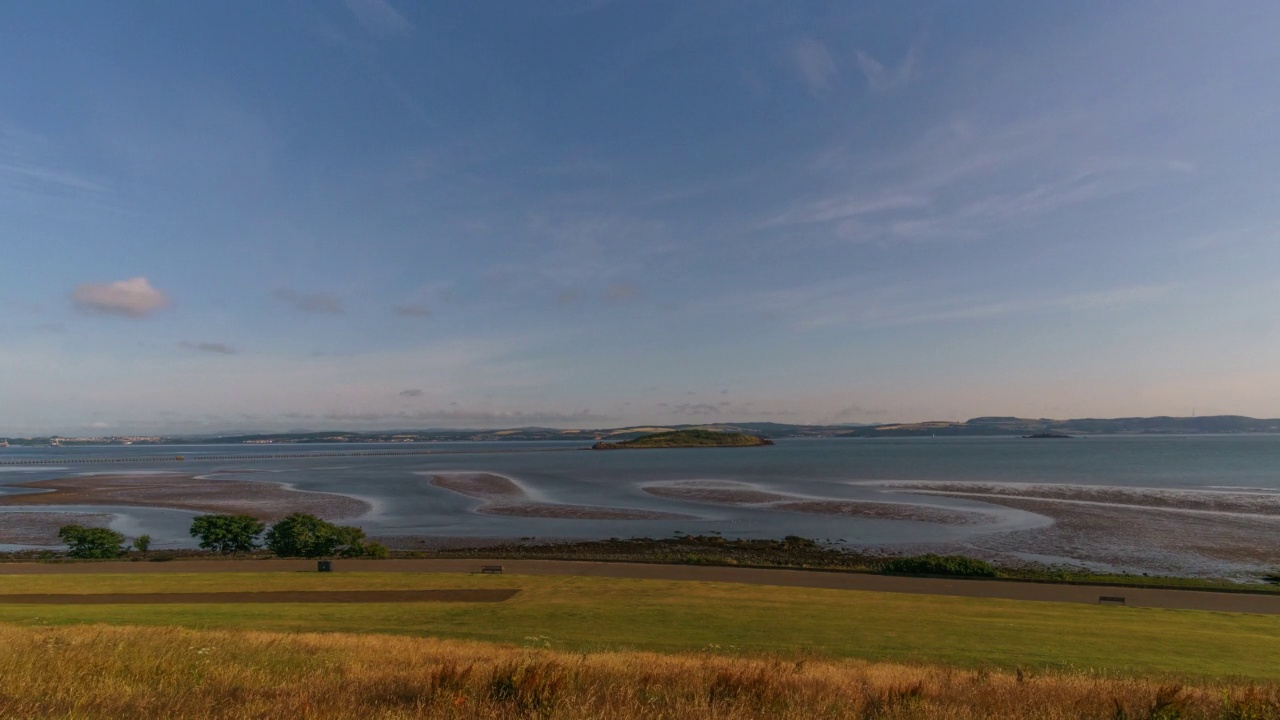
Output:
[[5, 623, 1280, 719], [2, 571, 1279, 680]]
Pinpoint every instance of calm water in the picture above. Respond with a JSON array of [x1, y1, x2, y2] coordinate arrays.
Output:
[[3, 436, 1279, 567]]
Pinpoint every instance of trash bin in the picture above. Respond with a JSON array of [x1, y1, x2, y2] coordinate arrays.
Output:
[[317, 560, 332, 572]]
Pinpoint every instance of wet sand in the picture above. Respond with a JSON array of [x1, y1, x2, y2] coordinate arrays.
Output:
[[0, 474, 370, 521], [883, 482, 1280, 515], [0, 512, 114, 545], [874, 482, 1280, 574], [645, 481, 994, 525], [427, 473, 693, 520]]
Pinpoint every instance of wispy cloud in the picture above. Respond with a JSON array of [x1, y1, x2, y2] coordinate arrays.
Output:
[[854, 48, 917, 91], [0, 125, 108, 207], [274, 289, 344, 315], [604, 284, 638, 302], [773, 110, 1190, 244], [321, 407, 612, 427], [70, 278, 169, 318], [794, 38, 837, 95], [344, 0, 413, 36], [715, 277, 1179, 331], [398, 388, 423, 397], [179, 341, 237, 355], [771, 191, 929, 226], [392, 303, 432, 318], [828, 403, 889, 422]]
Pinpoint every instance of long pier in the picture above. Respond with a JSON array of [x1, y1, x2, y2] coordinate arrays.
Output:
[[0, 446, 586, 466]]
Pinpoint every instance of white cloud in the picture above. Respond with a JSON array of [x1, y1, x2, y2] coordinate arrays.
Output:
[[794, 39, 837, 95], [854, 49, 917, 91], [70, 277, 169, 318], [344, 0, 413, 36]]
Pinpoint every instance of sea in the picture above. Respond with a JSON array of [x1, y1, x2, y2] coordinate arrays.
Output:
[[2, 436, 1279, 576]]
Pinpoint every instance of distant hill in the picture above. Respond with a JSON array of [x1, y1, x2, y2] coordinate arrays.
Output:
[[5, 416, 1280, 447], [841, 415, 1280, 438], [591, 429, 774, 450]]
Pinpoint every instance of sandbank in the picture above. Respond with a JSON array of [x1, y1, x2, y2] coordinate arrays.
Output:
[[0, 512, 114, 545], [644, 480, 994, 525], [0, 474, 369, 521], [427, 473, 694, 520]]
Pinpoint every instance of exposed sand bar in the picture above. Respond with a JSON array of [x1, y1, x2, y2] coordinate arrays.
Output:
[[0, 512, 114, 545], [644, 481, 995, 525], [427, 473, 695, 520], [872, 481, 1280, 573], [877, 482, 1280, 515], [0, 474, 370, 521]]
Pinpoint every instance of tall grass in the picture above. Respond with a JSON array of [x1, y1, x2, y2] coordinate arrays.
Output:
[[1, 624, 1276, 719]]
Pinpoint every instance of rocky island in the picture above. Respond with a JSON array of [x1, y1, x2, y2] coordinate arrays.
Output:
[[591, 429, 774, 450]]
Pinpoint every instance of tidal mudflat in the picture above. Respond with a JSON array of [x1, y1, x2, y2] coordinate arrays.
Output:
[[0, 511, 115, 545], [644, 480, 998, 525], [427, 472, 694, 520], [869, 481, 1280, 574], [0, 472, 369, 521]]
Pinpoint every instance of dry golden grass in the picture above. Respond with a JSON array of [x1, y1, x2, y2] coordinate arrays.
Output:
[[1, 624, 1278, 719]]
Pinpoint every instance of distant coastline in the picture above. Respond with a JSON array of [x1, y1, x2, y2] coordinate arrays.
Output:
[[591, 429, 773, 450], [3, 415, 1279, 446]]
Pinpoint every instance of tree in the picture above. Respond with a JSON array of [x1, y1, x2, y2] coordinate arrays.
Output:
[[264, 513, 369, 558], [132, 534, 152, 553], [58, 525, 126, 559], [190, 514, 265, 554]]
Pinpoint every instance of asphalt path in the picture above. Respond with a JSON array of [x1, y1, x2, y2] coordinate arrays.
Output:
[[1, 558, 1278, 614], [0, 588, 518, 604]]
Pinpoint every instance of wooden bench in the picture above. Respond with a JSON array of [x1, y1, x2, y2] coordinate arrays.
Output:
[[479, 565, 504, 575], [1098, 595, 1126, 605]]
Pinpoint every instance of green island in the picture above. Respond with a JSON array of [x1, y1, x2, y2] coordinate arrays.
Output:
[[591, 428, 774, 450]]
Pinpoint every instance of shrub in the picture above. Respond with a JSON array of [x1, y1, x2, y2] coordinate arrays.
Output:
[[879, 554, 998, 577], [363, 541, 390, 559], [264, 513, 368, 558], [132, 535, 152, 553], [190, 514, 265, 554], [57, 525, 126, 559]]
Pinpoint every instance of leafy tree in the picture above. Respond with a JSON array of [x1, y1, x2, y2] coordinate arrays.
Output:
[[190, 514, 265, 554], [264, 513, 369, 558], [132, 534, 152, 553], [58, 525, 126, 559]]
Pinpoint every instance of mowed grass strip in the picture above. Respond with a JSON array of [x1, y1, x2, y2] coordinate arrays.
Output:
[[1, 572, 1277, 679]]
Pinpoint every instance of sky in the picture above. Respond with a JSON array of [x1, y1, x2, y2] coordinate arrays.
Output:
[[2, 1, 1279, 435]]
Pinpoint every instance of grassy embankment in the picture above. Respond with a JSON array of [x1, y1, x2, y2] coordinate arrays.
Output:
[[6, 534, 1278, 592], [426, 535, 1280, 593], [4, 623, 1280, 719], [2, 572, 1279, 679]]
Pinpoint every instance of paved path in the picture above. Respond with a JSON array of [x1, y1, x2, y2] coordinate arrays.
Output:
[[2, 558, 1278, 614], [0, 588, 519, 604]]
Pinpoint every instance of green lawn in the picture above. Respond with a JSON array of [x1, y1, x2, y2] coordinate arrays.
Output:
[[1, 571, 1277, 679]]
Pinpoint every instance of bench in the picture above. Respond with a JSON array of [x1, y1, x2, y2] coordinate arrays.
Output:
[[1098, 595, 1126, 605], [479, 565, 504, 575]]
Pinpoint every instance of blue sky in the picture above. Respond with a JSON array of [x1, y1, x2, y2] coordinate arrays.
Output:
[[2, 1, 1279, 435]]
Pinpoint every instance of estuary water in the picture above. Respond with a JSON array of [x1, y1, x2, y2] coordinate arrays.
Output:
[[2, 436, 1279, 577]]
